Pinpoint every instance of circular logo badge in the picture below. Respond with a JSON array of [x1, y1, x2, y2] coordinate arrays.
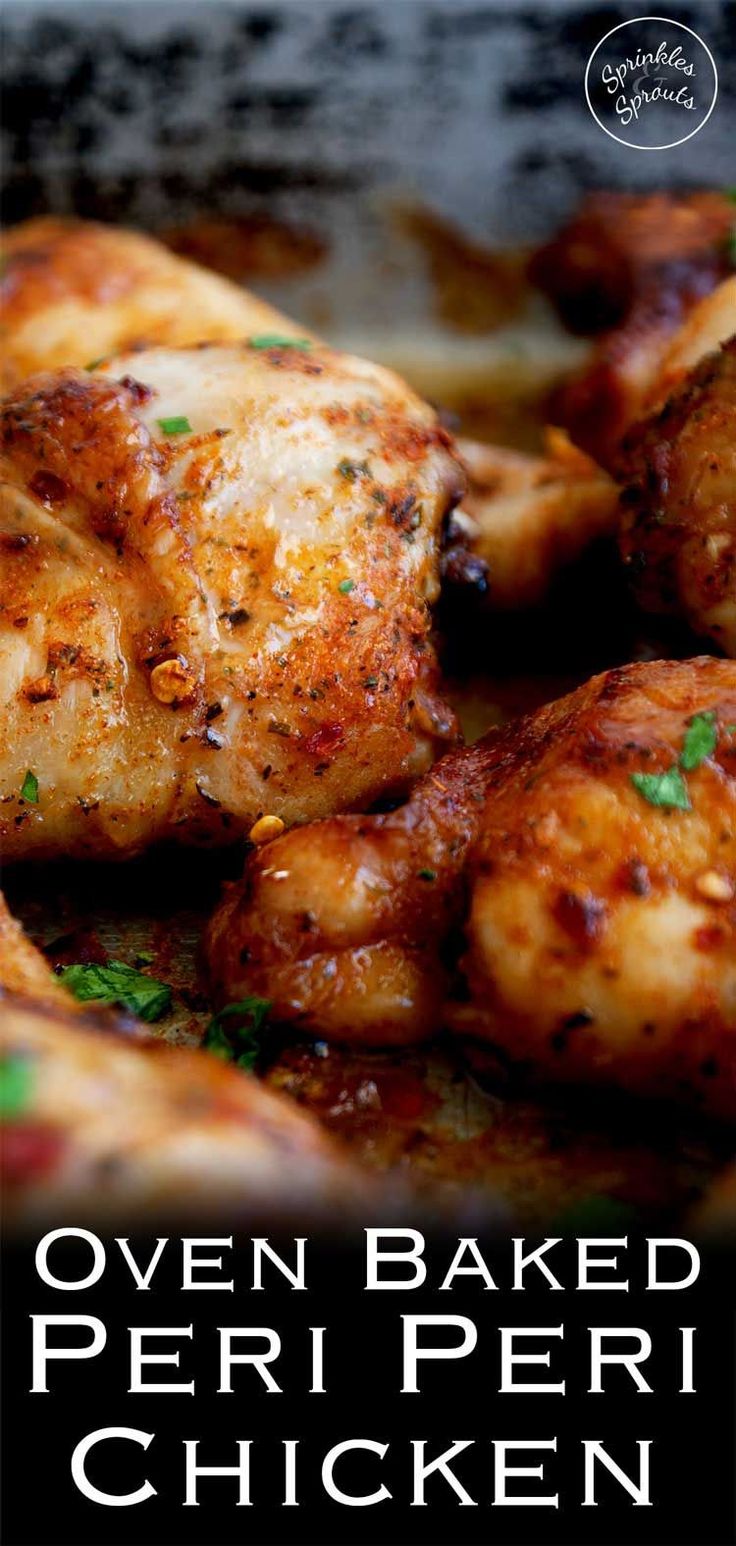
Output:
[[585, 16, 718, 150]]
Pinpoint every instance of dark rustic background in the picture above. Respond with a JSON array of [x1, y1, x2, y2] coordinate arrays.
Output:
[[2, 0, 734, 242]]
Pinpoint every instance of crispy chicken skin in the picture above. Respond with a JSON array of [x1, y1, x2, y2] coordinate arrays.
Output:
[[206, 658, 736, 1119], [444, 279, 735, 616], [0, 894, 359, 1218], [532, 192, 734, 336], [0, 344, 462, 860], [449, 431, 618, 610], [0, 217, 302, 389], [533, 194, 735, 468], [619, 337, 736, 657], [653, 276, 736, 403]]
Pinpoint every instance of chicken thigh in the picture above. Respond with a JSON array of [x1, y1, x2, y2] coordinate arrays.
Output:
[[206, 657, 736, 1120], [0, 341, 462, 859], [620, 335, 736, 656], [533, 193, 735, 468], [0, 892, 360, 1218], [0, 216, 302, 389]]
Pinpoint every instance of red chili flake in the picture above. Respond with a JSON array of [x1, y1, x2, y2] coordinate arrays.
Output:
[[119, 375, 154, 404], [693, 925, 727, 952], [378, 1070, 433, 1122], [552, 889, 608, 949], [0, 1122, 66, 1183], [303, 721, 344, 759], [28, 469, 68, 507]]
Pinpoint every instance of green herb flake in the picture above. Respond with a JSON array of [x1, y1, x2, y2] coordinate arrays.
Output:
[[338, 578, 355, 595], [631, 766, 691, 811], [680, 710, 718, 771], [417, 868, 437, 882], [248, 335, 312, 352], [0, 1054, 33, 1119], [157, 415, 192, 436], [59, 960, 172, 1022], [85, 357, 105, 372], [203, 997, 271, 1072], [20, 769, 39, 804], [336, 458, 371, 482]]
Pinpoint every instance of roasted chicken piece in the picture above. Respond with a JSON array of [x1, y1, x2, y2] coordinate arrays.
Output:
[[652, 276, 736, 404], [533, 193, 735, 468], [444, 279, 736, 618], [532, 192, 734, 336], [619, 336, 736, 657], [0, 341, 462, 860], [0, 893, 360, 1218], [206, 658, 736, 1120], [0, 216, 303, 390], [447, 430, 618, 610]]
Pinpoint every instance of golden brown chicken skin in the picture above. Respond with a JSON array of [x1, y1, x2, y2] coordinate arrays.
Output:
[[533, 192, 735, 468], [448, 430, 618, 611], [0, 217, 303, 389], [619, 337, 736, 657], [0, 342, 462, 860], [532, 192, 734, 336], [0, 893, 361, 1219], [206, 658, 736, 1120]]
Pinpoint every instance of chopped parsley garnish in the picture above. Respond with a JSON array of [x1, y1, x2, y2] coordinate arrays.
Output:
[[248, 335, 311, 351], [0, 1054, 33, 1119], [338, 578, 355, 594], [20, 769, 39, 804], [59, 961, 172, 1022], [631, 710, 722, 810], [417, 868, 437, 882], [85, 357, 105, 372], [631, 767, 691, 811], [680, 710, 718, 771], [157, 415, 192, 436], [203, 997, 271, 1071]]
